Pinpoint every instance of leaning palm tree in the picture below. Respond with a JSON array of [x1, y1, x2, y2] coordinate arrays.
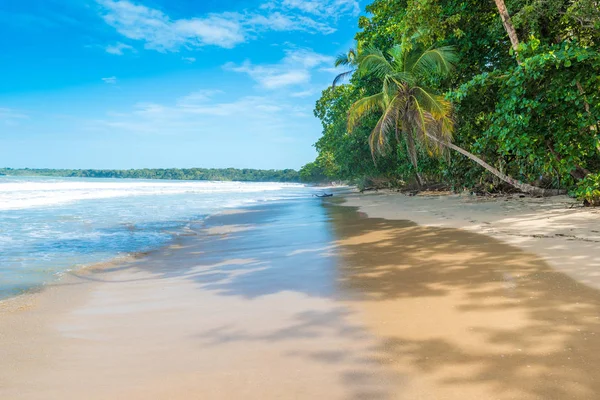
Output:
[[332, 47, 358, 87], [348, 45, 456, 187], [347, 44, 560, 195]]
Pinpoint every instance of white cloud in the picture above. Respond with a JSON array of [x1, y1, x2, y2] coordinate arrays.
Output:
[[137, 92, 283, 119], [320, 66, 346, 74], [281, 0, 360, 18], [261, 71, 310, 89], [176, 90, 223, 107], [286, 49, 335, 68], [105, 42, 134, 55], [89, 90, 307, 139], [226, 62, 310, 89], [102, 76, 118, 84], [0, 108, 28, 125], [244, 12, 334, 35], [225, 48, 333, 89], [95, 0, 357, 52], [171, 14, 246, 49], [97, 1, 245, 50], [290, 89, 317, 98], [181, 56, 196, 63]]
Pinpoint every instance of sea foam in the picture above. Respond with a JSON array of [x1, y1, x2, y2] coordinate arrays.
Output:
[[0, 176, 309, 299], [0, 177, 303, 211]]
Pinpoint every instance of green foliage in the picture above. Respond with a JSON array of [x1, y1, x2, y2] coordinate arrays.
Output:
[[308, 0, 600, 197], [0, 168, 301, 182], [451, 41, 600, 185], [357, 0, 511, 83], [347, 44, 457, 187], [314, 85, 397, 181], [573, 173, 600, 205], [299, 161, 328, 183], [511, 0, 600, 47]]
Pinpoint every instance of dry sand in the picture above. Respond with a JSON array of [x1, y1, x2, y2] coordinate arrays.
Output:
[[328, 196, 600, 400], [1, 196, 600, 399], [343, 192, 600, 289]]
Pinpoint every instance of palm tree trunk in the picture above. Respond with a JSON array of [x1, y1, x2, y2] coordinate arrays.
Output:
[[414, 171, 424, 188], [405, 132, 424, 188], [427, 134, 564, 196], [493, 0, 522, 64]]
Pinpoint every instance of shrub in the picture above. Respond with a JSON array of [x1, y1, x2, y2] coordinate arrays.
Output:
[[573, 173, 600, 206]]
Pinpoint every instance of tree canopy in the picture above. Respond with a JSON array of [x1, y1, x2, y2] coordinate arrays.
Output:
[[301, 0, 600, 201]]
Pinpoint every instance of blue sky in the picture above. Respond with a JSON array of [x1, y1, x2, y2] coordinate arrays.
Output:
[[0, 0, 361, 169]]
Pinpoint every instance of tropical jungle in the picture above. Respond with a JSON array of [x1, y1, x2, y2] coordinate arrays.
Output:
[[300, 0, 600, 205]]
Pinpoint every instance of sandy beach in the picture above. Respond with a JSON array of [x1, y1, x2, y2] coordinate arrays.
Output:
[[334, 192, 600, 399], [4, 0, 600, 398], [343, 192, 600, 290], [2, 193, 600, 399]]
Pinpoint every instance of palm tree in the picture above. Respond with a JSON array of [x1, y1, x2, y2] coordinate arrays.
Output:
[[347, 45, 457, 187], [347, 44, 560, 196], [332, 47, 358, 87]]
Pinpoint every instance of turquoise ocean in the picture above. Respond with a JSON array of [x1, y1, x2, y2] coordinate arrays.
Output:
[[0, 176, 310, 300]]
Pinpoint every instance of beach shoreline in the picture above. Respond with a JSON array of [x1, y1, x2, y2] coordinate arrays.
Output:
[[0, 222, 192, 307], [0, 175, 311, 301], [2, 194, 600, 399], [0, 200, 392, 399]]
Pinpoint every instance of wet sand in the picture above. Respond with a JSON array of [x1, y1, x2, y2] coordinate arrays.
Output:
[[0, 201, 396, 399], [2, 196, 600, 399]]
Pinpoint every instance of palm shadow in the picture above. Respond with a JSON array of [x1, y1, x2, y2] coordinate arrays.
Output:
[[326, 203, 600, 399]]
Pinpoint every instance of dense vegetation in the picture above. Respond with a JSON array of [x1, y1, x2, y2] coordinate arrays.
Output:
[[301, 0, 600, 202], [0, 168, 301, 183]]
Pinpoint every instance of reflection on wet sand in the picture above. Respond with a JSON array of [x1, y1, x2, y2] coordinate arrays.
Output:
[[328, 204, 600, 400], [1, 200, 600, 399], [0, 202, 395, 400]]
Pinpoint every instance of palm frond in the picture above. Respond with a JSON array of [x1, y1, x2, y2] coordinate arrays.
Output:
[[388, 72, 417, 87], [382, 76, 397, 103], [438, 114, 455, 143], [332, 69, 355, 87], [357, 47, 394, 79], [369, 95, 400, 159], [413, 87, 454, 143], [422, 116, 452, 155], [347, 48, 357, 63], [335, 48, 358, 67], [410, 46, 458, 78], [387, 44, 405, 72], [413, 87, 452, 119], [334, 53, 351, 67], [408, 94, 453, 154], [347, 92, 385, 133], [407, 95, 430, 142]]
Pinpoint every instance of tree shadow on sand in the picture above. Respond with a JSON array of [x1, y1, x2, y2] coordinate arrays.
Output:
[[326, 204, 600, 400], [65, 199, 600, 399]]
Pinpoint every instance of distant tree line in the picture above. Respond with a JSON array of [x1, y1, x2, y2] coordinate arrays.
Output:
[[0, 168, 304, 183]]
